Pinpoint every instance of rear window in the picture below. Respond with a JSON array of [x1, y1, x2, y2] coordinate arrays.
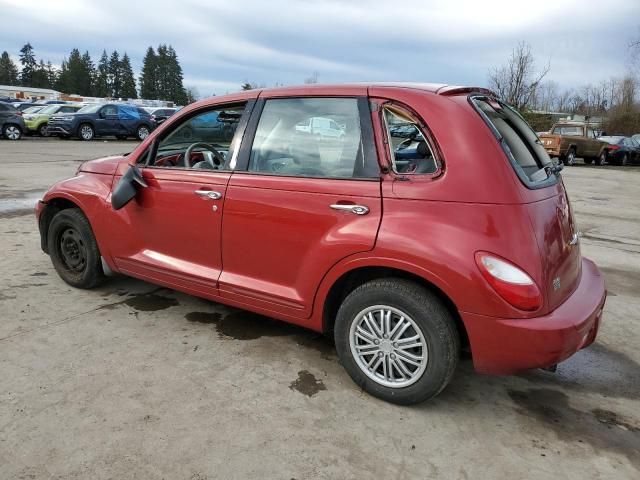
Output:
[[552, 126, 582, 136], [472, 97, 555, 187]]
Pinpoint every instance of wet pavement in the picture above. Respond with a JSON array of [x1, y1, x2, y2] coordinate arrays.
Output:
[[0, 140, 639, 479]]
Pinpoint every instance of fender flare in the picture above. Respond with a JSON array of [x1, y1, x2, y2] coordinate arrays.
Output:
[[308, 253, 456, 331]]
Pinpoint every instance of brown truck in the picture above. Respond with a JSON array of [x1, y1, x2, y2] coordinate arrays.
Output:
[[539, 122, 609, 166]]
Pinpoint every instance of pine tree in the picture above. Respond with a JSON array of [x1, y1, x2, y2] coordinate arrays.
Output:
[[139, 47, 158, 99], [31, 60, 50, 88], [19, 42, 37, 86], [45, 61, 57, 87], [166, 46, 187, 105], [55, 59, 70, 93], [79, 51, 95, 96], [108, 51, 121, 98], [94, 50, 110, 97], [0, 51, 19, 85], [119, 53, 137, 99], [58, 49, 83, 94], [156, 44, 169, 99]]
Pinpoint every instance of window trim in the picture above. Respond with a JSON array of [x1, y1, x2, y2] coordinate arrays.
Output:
[[141, 99, 255, 172], [379, 101, 442, 178], [232, 96, 379, 180]]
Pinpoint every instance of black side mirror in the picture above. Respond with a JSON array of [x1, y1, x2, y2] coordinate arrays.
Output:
[[111, 164, 148, 210]]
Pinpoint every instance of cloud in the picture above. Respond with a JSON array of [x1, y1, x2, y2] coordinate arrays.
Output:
[[0, 0, 637, 96]]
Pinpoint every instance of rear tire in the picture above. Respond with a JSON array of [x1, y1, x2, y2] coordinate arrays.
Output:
[[334, 278, 459, 405], [595, 151, 606, 166], [48, 208, 105, 289], [136, 125, 150, 141]]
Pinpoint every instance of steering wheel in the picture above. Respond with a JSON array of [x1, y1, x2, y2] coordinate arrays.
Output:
[[183, 142, 225, 168]]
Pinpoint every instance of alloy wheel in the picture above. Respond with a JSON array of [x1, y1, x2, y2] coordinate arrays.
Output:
[[349, 305, 428, 388], [81, 125, 93, 140], [137, 126, 150, 140], [5, 125, 21, 140]]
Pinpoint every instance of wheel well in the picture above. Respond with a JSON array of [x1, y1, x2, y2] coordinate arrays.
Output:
[[39, 198, 81, 253], [322, 266, 469, 351]]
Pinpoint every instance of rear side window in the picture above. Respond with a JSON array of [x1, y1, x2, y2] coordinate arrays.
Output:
[[472, 97, 554, 187]]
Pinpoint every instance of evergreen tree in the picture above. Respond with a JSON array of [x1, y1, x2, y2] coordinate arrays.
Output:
[[119, 53, 137, 99], [55, 59, 70, 92], [57, 49, 83, 94], [79, 51, 95, 96], [0, 51, 19, 85], [94, 50, 110, 97], [166, 46, 187, 105], [139, 47, 158, 99], [19, 42, 37, 86], [31, 60, 50, 88], [108, 50, 121, 97], [45, 61, 57, 87], [156, 44, 169, 99]]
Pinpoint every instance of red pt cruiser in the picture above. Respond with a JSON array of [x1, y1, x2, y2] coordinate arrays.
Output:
[[36, 84, 606, 404]]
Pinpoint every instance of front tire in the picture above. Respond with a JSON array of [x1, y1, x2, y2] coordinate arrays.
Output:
[[78, 123, 95, 141], [38, 124, 48, 137], [563, 148, 576, 166], [2, 124, 22, 140], [621, 154, 629, 166], [334, 279, 459, 405], [48, 208, 105, 289]]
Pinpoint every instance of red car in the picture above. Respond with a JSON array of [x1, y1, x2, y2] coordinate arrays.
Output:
[[36, 83, 606, 405]]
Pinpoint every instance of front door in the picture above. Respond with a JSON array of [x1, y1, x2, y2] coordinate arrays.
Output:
[[96, 105, 118, 135], [110, 101, 252, 296], [219, 96, 382, 318]]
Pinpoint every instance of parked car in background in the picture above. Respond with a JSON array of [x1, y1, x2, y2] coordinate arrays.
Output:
[[24, 103, 83, 136], [12, 102, 47, 112], [22, 105, 47, 114], [598, 136, 640, 166], [36, 83, 605, 405], [0, 102, 25, 140], [47, 103, 156, 141], [145, 107, 178, 126], [539, 122, 609, 166], [632, 133, 640, 145], [295, 116, 345, 139]]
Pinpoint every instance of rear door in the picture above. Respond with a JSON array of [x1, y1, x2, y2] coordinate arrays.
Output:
[[219, 95, 381, 318]]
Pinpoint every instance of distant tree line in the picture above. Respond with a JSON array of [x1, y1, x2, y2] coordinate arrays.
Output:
[[488, 41, 640, 135], [0, 43, 189, 104]]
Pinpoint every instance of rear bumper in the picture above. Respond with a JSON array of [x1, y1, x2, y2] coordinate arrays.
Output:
[[462, 257, 606, 374], [544, 147, 561, 156]]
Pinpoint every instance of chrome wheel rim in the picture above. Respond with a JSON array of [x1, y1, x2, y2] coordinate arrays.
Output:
[[138, 126, 149, 139], [5, 125, 20, 140], [81, 125, 93, 140], [567, 151, 575, 165], [349, 305, 428, 388]]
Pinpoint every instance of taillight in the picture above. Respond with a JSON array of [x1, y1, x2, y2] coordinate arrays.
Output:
[[16, 111, 22, 116], [609, 145, 619, 151], [475, 252, 542, 311]]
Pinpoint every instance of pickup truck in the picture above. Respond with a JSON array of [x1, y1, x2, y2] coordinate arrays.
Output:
[[539, 122, 609, 166]]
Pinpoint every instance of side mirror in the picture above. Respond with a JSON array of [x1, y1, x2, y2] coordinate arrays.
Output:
[[111, 164, 148, 210]]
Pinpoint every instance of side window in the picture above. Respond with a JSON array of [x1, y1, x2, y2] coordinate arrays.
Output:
[[149, 104, 246, 170], [587, 129, 595, 139], [60, 106, 75, 113], [102, 105, 117, 116], [383, 106, 437, 175], [248, 97, 367, 178]]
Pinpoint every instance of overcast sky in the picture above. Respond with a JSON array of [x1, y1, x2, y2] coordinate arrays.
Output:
[[1, 0, 638, 96]]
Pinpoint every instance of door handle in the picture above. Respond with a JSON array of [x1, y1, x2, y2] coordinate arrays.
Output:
[[195, 189, 222, 200], [330, 204, 370, 215]]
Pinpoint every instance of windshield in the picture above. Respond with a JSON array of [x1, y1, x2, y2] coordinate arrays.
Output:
[[40, 105, 61, 114], [77, 104, 102, 114]]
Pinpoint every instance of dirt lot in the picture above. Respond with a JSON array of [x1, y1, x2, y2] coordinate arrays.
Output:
[[1, 138, 639, 479]]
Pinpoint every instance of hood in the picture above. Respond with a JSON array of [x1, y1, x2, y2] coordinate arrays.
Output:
[[78, 155, 129, 175]]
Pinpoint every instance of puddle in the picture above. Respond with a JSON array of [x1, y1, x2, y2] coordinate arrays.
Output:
[[508, 388, 640, 467], [124, 293, 179, 312], [520, 343, 640, 401], [185, 309, 337, 359], [289, 370, 327, 397], [0, 191, 43, 218]]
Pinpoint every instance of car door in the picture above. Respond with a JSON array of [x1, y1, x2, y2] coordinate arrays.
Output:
[[96, 105, 118, 135], [109, 101, 254, 296], [219, 95, 382, 319]]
